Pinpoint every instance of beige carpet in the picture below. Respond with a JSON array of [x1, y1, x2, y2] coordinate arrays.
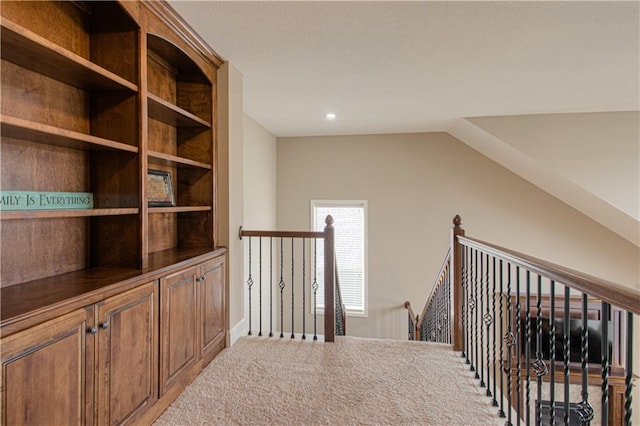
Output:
[[154, 336, 501, 425]]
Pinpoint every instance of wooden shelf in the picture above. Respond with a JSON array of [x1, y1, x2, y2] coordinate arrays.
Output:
[[148, 151, 211, 170], [0, 208, 139, 220], [1, 115, 139, 153], [148, 93, 211, 128], [0, 18, 138, 92], [148, 206, 211, 214]]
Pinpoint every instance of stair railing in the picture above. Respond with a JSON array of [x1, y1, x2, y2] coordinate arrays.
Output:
[[407, 215, 638, 425], [404, 249, 451, 343], [450, 215, 638, 425], [240, 215, 345, 342]]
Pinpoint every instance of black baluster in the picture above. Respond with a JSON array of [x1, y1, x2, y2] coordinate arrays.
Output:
[[291, 238, 295, 339], [259, 237, 262, 337], [247, 237, 253, 336], [279, 237, 285, 338], [479, 251, 485, 387], [474, 248, 479, 378], [485, 253, 492, 397], [491, 256, 498, 407], [498, 259, 505, 418], [601, 301, 610, 425], [577, 293, 594, 425], [464, 246, 470, 363], [269, 237, 273, 337], [302, 238, 306, 340], [535, 275, 546, 426], [563, 286, 570, 426], [516, 266, 521, 424], [624, 311, 633, 425], [525, 271, 531, 426], [312, 238, 318, 341], [505, 262, 513, 426], [550, 281, 556, 426]]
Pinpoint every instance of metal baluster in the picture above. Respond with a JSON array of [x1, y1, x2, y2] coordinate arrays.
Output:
[[302, 238, 306, 340], [516, 266, 522, 424], [563, 286, 570, 426], [577, 293, 593, 425], [550, 281, 556, 426], [485, 253, 492, 397], [279, 237, 285, 338], [505, 262, 513, 426], [269, 237, 273, 337], [312, 238, 318, 341], [464, 246, 470, 363], [259, 237, 263, 337], [624, 312, 633, 425], [472, 248, 478, 375], [601, 301, 610, 425], [535, 275, 546, 426], [291, 238, 295, 339], [247, 237, 253, 336], [498, 259, 506, 418], [525, 271, 531, 426], [480, 251, 485, 387], [491, 256, 498, 407]]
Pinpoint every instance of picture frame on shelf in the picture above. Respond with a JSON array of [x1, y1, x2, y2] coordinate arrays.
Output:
[[147, 169, 175, 207]]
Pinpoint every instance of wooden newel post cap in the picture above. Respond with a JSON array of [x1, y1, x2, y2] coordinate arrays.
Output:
[[325, 215, 334, 227], [453, 215, 462, 228]]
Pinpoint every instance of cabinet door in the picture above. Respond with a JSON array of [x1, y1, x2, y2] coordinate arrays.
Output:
[[96, 282, 158, 426], [159, 266, 198, 396], [199, 256, 226, 364], [1, 308, 94, 426]]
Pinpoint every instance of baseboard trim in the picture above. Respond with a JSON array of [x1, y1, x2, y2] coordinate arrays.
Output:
[[229, 318, 247, 346]]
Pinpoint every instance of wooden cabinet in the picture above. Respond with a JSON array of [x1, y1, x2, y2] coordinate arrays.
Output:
[[1, 282, 157, 426], [199, 256, 226, 364], [0, 1, 226, 424], [1, 308, 93, 425], [160, 256, 226, 396], [96, 283, 158, 426]]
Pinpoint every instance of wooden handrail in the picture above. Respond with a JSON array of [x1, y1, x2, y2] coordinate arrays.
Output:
[[404, 301, 418, 326], [417, 248, 451, 329], [239, 228, 325, 240], [457, 235, 640, 316]]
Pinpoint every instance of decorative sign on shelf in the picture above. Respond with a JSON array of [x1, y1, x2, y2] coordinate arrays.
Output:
[[0, 191, 93, 210], [147, 169, 175, 207]]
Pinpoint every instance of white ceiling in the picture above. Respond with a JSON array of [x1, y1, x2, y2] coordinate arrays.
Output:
[[169, 1, 639, 138]]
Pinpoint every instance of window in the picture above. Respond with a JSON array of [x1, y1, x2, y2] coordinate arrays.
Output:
[[311, 200, 367, 316]]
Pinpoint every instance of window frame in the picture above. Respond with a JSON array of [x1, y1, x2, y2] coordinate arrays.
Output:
[[310, 199, 368, 318]]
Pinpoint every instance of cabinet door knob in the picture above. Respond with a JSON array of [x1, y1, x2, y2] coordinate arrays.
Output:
[[88, 327, 98, 335], [101, 321, 110, 329], [200, 275, 206, 282]]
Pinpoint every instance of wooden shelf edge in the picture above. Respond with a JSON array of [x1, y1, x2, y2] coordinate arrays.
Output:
[[148, 206, 211, 214], [0, 18, 138, 92], [148, 93, 211, 128], [1, 115, 139, 153], [148, 151, 211, 170], [0, 208, 139, 220]]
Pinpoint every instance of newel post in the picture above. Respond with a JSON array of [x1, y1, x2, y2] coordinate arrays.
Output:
[[451, 215, 465, 351], [324, 215, 336, 342]]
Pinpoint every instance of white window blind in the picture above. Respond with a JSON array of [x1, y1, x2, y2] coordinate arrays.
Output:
[[312, 200, 367, 316]]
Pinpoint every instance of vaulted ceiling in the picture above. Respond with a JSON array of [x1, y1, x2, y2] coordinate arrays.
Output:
[[170, 1, 638, 137]]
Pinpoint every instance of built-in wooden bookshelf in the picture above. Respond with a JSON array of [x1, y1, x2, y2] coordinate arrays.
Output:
[[1, 2, 226, 424]]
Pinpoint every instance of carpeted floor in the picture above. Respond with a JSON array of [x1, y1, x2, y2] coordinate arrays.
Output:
[[154, 336, 502, 425]]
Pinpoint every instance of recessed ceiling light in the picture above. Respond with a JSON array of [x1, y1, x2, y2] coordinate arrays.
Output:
[[324, 112, 337, 121]]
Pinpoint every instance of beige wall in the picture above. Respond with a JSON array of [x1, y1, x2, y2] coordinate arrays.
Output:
[[217, 63, 245, 344], [469, 112, 640, 221], [277, 132, 639, 340], [243, 115, 278, 336]]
